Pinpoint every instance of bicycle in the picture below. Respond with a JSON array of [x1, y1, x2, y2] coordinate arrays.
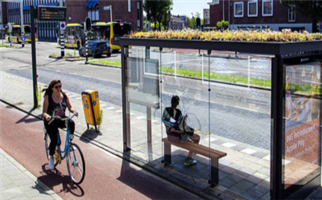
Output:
[[44, 113, 85, 184]]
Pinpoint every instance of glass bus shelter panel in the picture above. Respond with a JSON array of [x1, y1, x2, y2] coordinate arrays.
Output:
[[126, 47, 162, 162], [209, 54, 272, 199], [282, 58, 322, 198], [160, 49, 211, 183]]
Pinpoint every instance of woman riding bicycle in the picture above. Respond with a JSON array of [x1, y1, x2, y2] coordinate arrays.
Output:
[[42, 80, 77, 170]]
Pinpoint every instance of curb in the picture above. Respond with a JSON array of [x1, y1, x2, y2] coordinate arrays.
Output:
[[0, 148, 62, 200]]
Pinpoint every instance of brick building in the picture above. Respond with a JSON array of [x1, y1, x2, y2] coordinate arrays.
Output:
[[2, 0, 143, 41], [208, 0, 314, 32], [66, 0, 143, 31]]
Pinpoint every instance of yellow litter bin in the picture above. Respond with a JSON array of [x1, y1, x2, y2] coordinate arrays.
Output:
[[82, 90, 100, 131]]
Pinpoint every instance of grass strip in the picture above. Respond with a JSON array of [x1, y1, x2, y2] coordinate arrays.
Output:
[[0, 44, 10, 47], [88, 60, 320, 94], [91, 60, 121, 66], [161, 67, 271, 88]]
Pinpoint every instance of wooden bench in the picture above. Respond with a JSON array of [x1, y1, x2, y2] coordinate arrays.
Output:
[[162, 138, 227, 186]]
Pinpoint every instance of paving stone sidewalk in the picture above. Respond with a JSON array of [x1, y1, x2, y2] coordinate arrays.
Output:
[[0, 148, 62, 200]]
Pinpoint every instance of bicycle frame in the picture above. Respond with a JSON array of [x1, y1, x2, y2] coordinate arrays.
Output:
[[56, 124, 72, 160], [45, 114, 76, 161]]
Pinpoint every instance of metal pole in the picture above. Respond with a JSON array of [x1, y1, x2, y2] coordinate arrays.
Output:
[[0, 0, 4, 28], [85, 32, 88, 64], [30, 6, 38, 109], [228, 0, 230, 29], [222, 0, 225, 21], [110, 5, 112, 22], [59, 0, 64, 57], [60, 28, 64, 57], [20, 0, 24, 47]]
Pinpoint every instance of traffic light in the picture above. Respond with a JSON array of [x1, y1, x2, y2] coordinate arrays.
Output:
[[85, 17, 91, 32], [196, 17, 201, 29]]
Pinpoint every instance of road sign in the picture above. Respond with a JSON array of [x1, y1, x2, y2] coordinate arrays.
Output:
[[60, 22, 66, 30], [21, 36, 25, 42], [181, 16, 184, 21], [103, 6, 110, 10], [38, 6, 66, 21]]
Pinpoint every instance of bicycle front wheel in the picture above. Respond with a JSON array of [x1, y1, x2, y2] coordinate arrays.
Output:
[[66, 143, 85, 184]]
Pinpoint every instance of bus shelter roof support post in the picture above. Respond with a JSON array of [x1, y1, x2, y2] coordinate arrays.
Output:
[[270, 55, 284, 199]]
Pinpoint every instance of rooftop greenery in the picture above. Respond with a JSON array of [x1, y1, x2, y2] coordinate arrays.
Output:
[[128, 29, 322, 42]]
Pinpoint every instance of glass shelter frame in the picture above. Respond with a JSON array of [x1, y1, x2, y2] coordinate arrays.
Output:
[[120, 38, 322, 199]]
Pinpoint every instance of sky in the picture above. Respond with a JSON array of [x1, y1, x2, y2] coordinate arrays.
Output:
[[171, 0, 211, 18]]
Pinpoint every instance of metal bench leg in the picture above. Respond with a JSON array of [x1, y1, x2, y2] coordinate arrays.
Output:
[[210, 158, 219, 186], [164, 142, 171, 165]]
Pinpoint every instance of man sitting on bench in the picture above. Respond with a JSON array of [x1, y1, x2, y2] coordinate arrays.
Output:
[[162, 95, 200, 166]]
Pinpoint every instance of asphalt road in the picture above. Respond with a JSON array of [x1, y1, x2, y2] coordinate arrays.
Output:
[[0, 102, 201, 200]]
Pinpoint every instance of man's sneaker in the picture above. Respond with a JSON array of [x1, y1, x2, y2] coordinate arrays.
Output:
[[184, 158, 197, 166], [48, 157, 55, 170]]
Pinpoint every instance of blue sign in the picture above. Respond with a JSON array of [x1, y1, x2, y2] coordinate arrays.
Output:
[[60, 22, 66, 29], [181, 16, 184, 21], [21, 36, 25, 42]]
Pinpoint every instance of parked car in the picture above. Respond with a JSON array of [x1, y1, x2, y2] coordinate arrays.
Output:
[[79, 40, 111, 57]]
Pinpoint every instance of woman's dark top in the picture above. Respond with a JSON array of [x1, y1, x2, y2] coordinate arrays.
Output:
[[46, 93, 67, 118]]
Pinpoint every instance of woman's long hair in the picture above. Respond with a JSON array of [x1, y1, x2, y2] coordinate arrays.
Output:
[[42, 80, 67, 97]]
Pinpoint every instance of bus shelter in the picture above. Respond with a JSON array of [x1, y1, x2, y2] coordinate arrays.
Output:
[[120, 37, 322, 199]]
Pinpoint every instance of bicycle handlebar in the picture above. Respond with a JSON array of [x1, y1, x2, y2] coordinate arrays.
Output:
[[48, 112, 78, 125]]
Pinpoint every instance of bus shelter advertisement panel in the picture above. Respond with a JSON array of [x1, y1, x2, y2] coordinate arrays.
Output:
[[283, 61, 321, 190]]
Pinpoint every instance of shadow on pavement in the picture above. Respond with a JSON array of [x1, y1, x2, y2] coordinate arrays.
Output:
[[15, 108, 40, 124], [79, 129, 101, 143], [38, 164, 84, 197], [116, 151, 199, 200]]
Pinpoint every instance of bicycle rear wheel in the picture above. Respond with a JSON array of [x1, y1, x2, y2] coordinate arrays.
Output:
[[66, 143, 85, 184]]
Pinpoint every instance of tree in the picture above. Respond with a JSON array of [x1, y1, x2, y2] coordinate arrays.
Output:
[[143, 0, 173, 31], [280, 1, 322, 32], [189, 13, 195, 28]]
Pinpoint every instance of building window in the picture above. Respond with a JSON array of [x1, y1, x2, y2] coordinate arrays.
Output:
[[288, 5, 296, 22], [248, 0, 258, 17], [262, 0, 273, 16], [234, 2, 244, 18], [128, 0, 131, 12]]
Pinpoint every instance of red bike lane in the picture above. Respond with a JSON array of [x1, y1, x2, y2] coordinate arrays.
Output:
[[0, 103, 200, 200]]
